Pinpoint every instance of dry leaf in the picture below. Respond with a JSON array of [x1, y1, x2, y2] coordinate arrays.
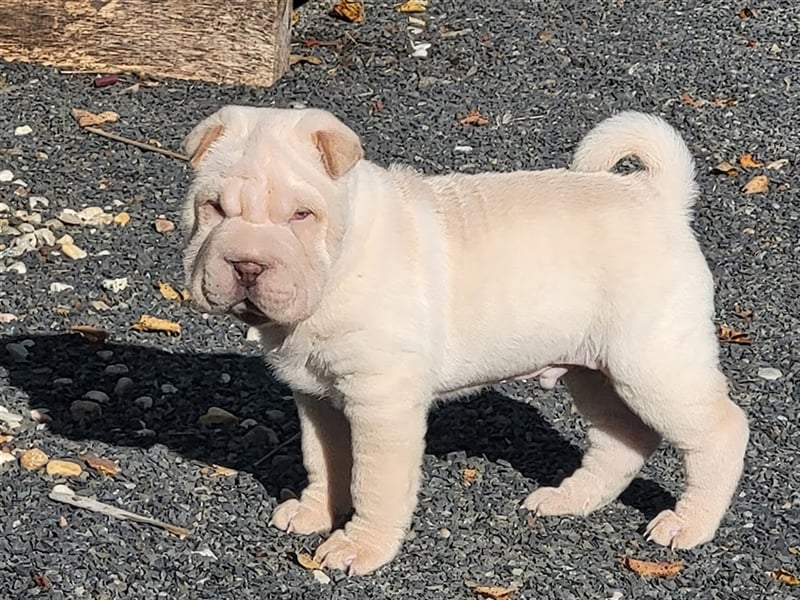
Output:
[[70, 108, 119, 128], [20, 448, 49, 471], [295, 551, 323, 570], [0, 434, 13, 444], [159, 282, 189, 303], [473, 585, 518, 600], [46, 460, 83, 477], [766, 158, 789, 170], [49, 484, 191, 538], [69, 325, 108, 344], [330, 0, 364, 23], [130, 315, 181, 335], [680, 93, 705, 109], [154, 218, 175, 233], [32, 573, 52, 589], [82, 455, 121, 477], [771, 568, 799, 586], [396, 0, 427, 12], [291, 10, 300, 24], [113, 212, 131, 226], [623, 556, 684, 577], [733, 303, 754, 321], [463, 467, 479, 486], [739, 153, 763, 169], [200, 464, 238, 477], [460, 109, 490, 126], [741, 174, 769, 194], [712, 161, 738, 176], [718, 324, 753, 345], [712, 97, 738, 107], [289, 54, 323, 66], [538, 29, 555, 42], [788, 547, 799, 555], [737, 7, 755, 19]]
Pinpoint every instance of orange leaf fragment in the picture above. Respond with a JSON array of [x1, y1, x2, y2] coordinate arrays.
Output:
[[718, 324, 752, 345], [158, 282, 190, 303], [771, 568, 800, 586], [396, 0, 427, 13], [462, 467, 479, 486], [295, 551, 323, 570], [739, 153, 763, 169], [70, 108, 119, 128], [82, 455, 121, 477], [460, 109, 490, 126], [712, 98, 738, 107], [737, 7, 755, 19], [473, 585, 518, 600], [623, 556, 684, 577], [741, 175, 768, 194], [680, 93, 705, 108], [130, 315, 181, 335], [330, 0, 364, 23], [69, 325, 108, 344], [733, 303, 754, 321]]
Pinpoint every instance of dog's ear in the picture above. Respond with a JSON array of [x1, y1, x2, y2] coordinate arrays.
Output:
[[183, 111, 229, 168], [299, 110, 363, 179]]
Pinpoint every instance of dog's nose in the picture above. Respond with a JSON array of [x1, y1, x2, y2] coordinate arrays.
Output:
[[232, 261, 265, 288]]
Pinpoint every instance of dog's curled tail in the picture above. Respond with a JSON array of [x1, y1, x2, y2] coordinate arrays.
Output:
[[571, 111, 698, 212]]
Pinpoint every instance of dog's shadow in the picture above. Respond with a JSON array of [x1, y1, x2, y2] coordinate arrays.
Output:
[[1, 333, 674, 521]]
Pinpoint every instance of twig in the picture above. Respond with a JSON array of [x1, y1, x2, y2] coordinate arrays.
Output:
[[765, 55, 800, 64], [254, 432, 301, 467], [83, 126, 189, 162]]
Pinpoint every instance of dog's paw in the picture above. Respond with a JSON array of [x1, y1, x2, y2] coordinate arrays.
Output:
[[314, 527, 400, 575], [645, 509, 716, 549], [269, 498, 334, 535], [523, 486, 602, 516]]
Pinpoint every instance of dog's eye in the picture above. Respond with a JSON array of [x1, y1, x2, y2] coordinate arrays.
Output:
[[291, 209, 313, 221]]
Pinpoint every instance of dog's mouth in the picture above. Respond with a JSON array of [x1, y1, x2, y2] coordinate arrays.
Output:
[[230, 298, 271, 326]]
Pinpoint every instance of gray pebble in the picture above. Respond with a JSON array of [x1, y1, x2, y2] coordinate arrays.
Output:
[[5, 343, 29, 361], [84, 390, 110, 404], [104, 363, 129, 375], [114, 377, 135, 398], [134, 396, 154, 410]]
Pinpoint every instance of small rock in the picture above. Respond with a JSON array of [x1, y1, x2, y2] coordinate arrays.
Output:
[[197, 406, 238, 426], [78, 206, 105, 221], [102, 277, 128, 293], [438, 527, 451, 539], [154, 218, 175, 233], [0, 202, 9, 212], [758, 367, 782, 381], [90, 300, 112, 311], [14, 125, 33, 136], [58, 516, 68, 528], [53, 378, 73, 387], [454, 145, 474, 153], [30, 408, 52, 424], [160, 383, 178, 394], [49, 282, 73, 294], [45, 219, 63, 231], [96, 350, 114, 361], [28, 196, 49, 210], [134, 396, 154, 410], [191, 548, 218, 560], [84, 390, 110, 404], [0, 451, 15, 466], [0, 170, 13, 182], [61, 242, 87, 260], [46, 460, 83, 477], [239, 418, 258, 429], [6, 261, 26, 275], [104, 363, 129, 376], [58, 209, 83, 225], [56, 233, 74, 246], [113, 377, 135, 398], [312, 570, 331, 585], [5, 342, 29, 361], [245, 327, 262, 343], [244, 425, 279, 447], [5, 233, 37, 256], [265, 409, 286, 422], [219, 373, 231, 384], [34, 228, 56, 247], [0, 406, 24, 428], [70, 400, 102, 421], [19, 448, 49, 471], [114, 212, 131, 226], [17, 223, 35, 234], [0, 313, 18, 323]]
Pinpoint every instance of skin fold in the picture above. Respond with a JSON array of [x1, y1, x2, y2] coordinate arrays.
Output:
[[181, 106, 749, 575]]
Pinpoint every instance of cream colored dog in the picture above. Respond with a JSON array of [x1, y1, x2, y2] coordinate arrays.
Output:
[[181, 105, 749, 575]]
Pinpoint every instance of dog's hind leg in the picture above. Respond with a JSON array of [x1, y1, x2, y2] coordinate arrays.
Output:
[[524, 368, 661, 516], [607, 338, 749, 549]]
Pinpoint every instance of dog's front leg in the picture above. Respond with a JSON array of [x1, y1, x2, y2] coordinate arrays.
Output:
[[270, 393, 353, 534], [313, 379, 428, 575]]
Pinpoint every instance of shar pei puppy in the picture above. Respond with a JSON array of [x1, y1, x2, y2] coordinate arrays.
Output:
[[181, 105, 749, 575]]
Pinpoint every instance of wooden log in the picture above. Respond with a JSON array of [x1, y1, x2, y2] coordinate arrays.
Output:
[[0, 0, 292, 87]]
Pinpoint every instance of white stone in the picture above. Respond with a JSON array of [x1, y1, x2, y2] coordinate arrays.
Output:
[[312, 570, 331, 585], [49, 282, 74, 294], [0, 170, 13, 182], [14, 125, 32, 136], [6, 261, 26, 274], [102, 277, 128, 293], [758, 367, 782, 381]]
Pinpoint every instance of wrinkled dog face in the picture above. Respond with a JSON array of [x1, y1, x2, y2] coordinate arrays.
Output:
[[182, 106, 363, 325]]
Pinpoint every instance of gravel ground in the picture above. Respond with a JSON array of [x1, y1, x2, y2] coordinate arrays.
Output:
[[1, 0, 799, 598]]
